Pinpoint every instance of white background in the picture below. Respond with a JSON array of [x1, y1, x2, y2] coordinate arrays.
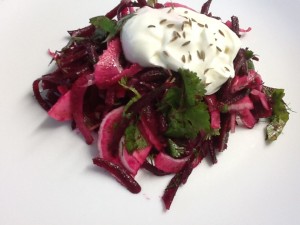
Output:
[[1, 0, 300, 224]]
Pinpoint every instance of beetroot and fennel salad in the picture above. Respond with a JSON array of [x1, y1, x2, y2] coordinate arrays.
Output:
[[33, 0, 289, 210]]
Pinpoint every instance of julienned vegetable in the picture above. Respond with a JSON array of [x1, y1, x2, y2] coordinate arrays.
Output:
[[32, 0, 289, 210]]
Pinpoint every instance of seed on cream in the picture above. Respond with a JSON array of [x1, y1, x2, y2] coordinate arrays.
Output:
[[219, 29, 225, 37], [204, 68, 211, 75], [216, 46, 222, 52], [181, 41, 190, 47], [188, 52, 192, 62], [120, 6, 241, 95], [197, 50, 205, 61], [167, 8, 173, 13], [197, 22, 204, 28], [163, 51, 169, 57], [181, 23, 185, 31], [167, 23, 175, 28], [170, 36, 178, 43], [160, 19, 167, 24], [174, 31, 181, 38], [181, 55, 186, 63]]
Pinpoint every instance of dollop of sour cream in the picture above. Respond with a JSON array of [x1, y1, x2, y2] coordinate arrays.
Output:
[[120, 6, 241, 95]]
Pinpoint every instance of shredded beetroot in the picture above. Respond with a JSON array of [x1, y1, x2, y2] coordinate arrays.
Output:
[[230, 16, 241, 37], [127, 85, 170, 114], [162, 155, 194, 210], [32, 79, 58, 111], [93, 157, 141, 194], [204, 95, 221, 129], [32, 0, 283, 211], [139, 105, 166, 151], [71, 73, 95, 144], [105, 0, 131, 19], [68, 25, 96, 38], [250, 89, 272, 119], [200, 0, 212, 15], [142, 161, 171, 176], [225, 20, 252, 37], [238, 109, 257, 128], [213, 113, 231, 152], [137, 0, 147, 7]]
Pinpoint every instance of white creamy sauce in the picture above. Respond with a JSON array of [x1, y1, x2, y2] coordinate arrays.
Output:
[[120, 6, 241, 95]]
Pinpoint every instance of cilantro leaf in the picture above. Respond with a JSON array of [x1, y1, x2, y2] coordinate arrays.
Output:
[[245, 49, 255, 59], [90, 14, 136, 42], [264, 86, 290, 141], [164, 109, 188, 138], [161, 69, 210, 139], [119, 77, 140, 97], [165, 104, 210, 139], [119, 78, 141, 118], [247, 60, 255, 70], [90, 16, 117, 34], [179, 68, 206, 106], [245, 48, 257, 70], [269, 88, 289, 122], [184, 103, 210, 133], [124, 124, 148, 154], [159, 87, 181, 111], [168, 139, 185, 158]]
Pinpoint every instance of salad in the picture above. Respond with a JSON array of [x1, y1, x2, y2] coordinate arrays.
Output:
[[32, 0, 289, 210]]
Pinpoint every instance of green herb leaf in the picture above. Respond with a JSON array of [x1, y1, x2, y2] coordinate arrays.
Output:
[[165, 103, 210, 139], [245, 49, 257, 70], [184, 103, 211, 132], [164, 109, 187, 138], [119, 78, 141, 117], [92, 29, 107, 42], [247, 59, 255, 70], [90, 16, 117, 33], [159, 87, 181, 111], [124, 124, 148, 154], [264, 86, 290, 142], [119, 77, 140, 97], [179, 68, 206, 106], [245, 49, 254, 59], [89, 14, 135, 42], [266, 119, 287, 142], [161, 68, 210, 139], [168, 139, 185, 158]]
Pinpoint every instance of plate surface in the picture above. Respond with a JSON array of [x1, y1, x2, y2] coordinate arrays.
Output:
[[1, 0, 300, 224]]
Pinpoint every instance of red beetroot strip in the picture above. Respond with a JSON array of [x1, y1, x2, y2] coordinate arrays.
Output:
[[93, 157, 141, 193], [162, 156, 194, 210], [32, 0, 276, 210]]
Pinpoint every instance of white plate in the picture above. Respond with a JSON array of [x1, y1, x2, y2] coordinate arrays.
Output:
[[1, 0, 300, 224]]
